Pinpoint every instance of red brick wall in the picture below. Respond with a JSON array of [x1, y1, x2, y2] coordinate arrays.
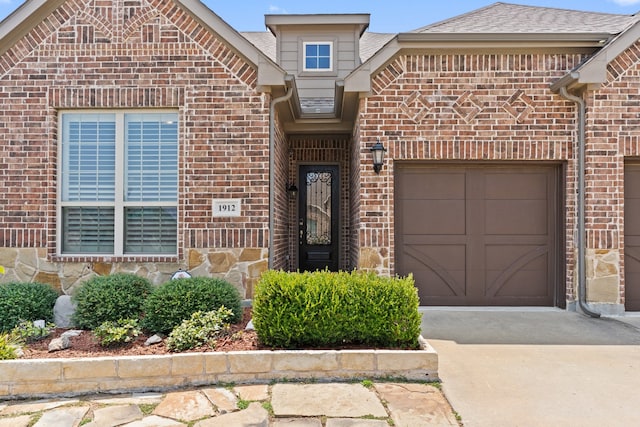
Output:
[[272, 111, 290, 270], [589, 39, 640, 305], [357, 52, 588, 299], [0, 0, 270, 264]]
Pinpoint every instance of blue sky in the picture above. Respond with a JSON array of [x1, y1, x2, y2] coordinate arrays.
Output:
[[0, 0, 639, 33]]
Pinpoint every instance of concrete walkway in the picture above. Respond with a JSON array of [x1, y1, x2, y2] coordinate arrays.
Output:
[[0, 382, 460, 427], [421, 308, 640, 427]]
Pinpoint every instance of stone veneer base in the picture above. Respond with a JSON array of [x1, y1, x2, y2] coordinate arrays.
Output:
[[0, 337, 438, 400]]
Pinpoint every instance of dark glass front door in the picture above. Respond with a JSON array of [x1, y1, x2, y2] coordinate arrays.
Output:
[[298, 165, 339, 271]]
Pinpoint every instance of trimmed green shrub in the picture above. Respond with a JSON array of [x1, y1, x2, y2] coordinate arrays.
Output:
[[141, 277, 242, 334], [252, 270, 421, 349], [166, 307, 233, 352], [0, 282, 59, 332], [72, 273, 153, 330], [94, 318, 141, 347]]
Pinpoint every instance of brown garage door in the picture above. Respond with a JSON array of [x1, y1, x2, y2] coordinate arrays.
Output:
[[624, 163, 640, 311], [395, 163, 560, 306]]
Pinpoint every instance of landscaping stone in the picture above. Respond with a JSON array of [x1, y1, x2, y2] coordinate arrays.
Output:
[[144, 334, 163, 346], [201, 388, 238, 413], [0, 399, 79, 416], [53, 295, 76, 328], [375, 383, 459, 426], [271, 384, 387, 418], [48, 336, 70, 352], [85, 404, 143, 427], [32, 406, 89, 427], [272, 419, 322, 426], [193, 402, 268, 427], [61, 330, 83, 338], [235, 384, 270, 401], [0, 415, 31, 427], [153, 391, 216, 421], [325, 420, 388, 427], [92, 393, 164, 406], [122, 415, 186, 426]]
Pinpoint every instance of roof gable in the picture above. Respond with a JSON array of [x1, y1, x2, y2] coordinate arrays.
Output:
[[0, 0, 285, 88], [346, 2, 638, 94]]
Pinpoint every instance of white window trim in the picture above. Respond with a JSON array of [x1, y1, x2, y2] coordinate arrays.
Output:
[[56, 109, 179, 257], [302, 41, 334, 72]]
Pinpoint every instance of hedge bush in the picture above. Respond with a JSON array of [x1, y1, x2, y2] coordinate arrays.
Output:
[[72, 273, 153, 330], [141, 277, 241, 334], [0, 282, 59, 332], [252, 270, 421, 349]]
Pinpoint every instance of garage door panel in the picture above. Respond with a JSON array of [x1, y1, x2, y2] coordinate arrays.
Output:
[[624, 246, 640, 308], [484, 173, 548, 199], [396, 164, 558, 306], [624, 199, 640, 236], [489, 270, 550, 299], [399, 172, 466, 200], [484, 245, 547, 270], [402, 245, 466, 298], [625, 163, 640, 311], [401, 200, 466, 235], [486, 246, 549, 298], [485, 200, 548, 235]]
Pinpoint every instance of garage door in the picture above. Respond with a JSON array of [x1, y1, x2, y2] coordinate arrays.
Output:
[[624, 163, 640, 311], [395, 164, 560, 306]]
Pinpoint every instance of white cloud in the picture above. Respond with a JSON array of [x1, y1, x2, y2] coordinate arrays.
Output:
[[269, 5, 288, 14], [611, 0, 640, 5]]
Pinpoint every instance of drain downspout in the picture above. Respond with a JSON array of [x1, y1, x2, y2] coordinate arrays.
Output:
[[268, 77, 294, 269], [559, 87, 600, 318]]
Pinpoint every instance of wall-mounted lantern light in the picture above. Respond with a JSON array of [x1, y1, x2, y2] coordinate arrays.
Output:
[[370, 140, 387, 174], [287, 183, 298, 198]]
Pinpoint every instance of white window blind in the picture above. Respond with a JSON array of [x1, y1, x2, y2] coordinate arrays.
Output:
[[60, 111, 178, 256], [125, 113, 178, 202], [61, 114, 116, 202]]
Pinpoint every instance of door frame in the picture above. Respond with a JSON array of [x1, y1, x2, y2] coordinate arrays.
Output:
[[295, 163, 341, 272]]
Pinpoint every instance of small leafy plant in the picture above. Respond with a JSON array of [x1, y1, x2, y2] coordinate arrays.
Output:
[[0, 332, 23, 360], [11, 320, 54, 343], [94, 318, 142, 347], [166, 307, 233, 352]]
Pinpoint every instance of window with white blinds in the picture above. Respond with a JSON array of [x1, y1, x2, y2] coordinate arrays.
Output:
[[59, 112, 178, 256]]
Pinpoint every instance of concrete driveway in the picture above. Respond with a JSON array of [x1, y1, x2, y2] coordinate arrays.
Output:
[[420, 308, 640, 427]]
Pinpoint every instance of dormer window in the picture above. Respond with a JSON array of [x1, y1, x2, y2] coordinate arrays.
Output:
[[303, 42, 333, 71]]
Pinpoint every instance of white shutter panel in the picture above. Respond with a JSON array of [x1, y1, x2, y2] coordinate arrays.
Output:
[[125, 113, 178, 202], [61, 114, 116, 202]]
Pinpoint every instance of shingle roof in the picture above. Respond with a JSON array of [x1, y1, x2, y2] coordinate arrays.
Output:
[[241, 31, 276, 61], [360, 32, 395, 62], [413, 2, 635, 34]]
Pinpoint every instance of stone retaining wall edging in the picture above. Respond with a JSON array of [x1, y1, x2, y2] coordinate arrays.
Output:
[[0, 337, 438, 400]]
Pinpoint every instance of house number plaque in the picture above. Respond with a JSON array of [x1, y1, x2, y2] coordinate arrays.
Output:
[[212, 199, 241, 217]]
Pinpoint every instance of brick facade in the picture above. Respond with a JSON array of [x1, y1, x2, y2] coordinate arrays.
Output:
[[0, 0, 271, 296], [1, 1, 639, 311], [356, 52, 585, 302]]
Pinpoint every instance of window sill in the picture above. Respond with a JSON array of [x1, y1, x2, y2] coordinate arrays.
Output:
[[51, 255, 179, 263]]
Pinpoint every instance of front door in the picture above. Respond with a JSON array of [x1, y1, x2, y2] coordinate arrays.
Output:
[[298, 165, 339, 271]]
